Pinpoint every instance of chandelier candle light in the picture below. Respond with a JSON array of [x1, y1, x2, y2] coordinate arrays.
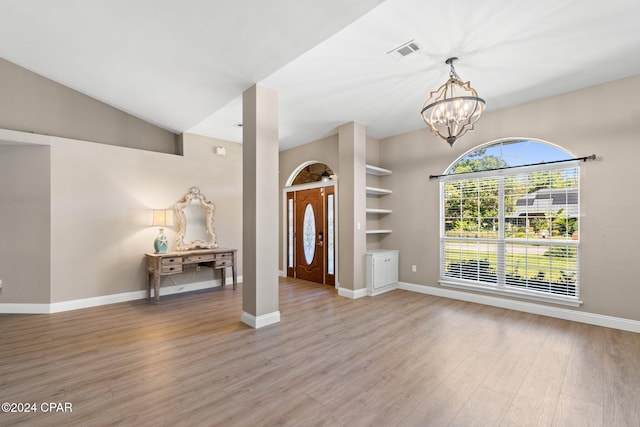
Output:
[[421, 57, 485, 147]]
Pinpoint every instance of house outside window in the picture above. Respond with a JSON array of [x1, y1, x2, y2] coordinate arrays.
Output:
[[439, 139, 581, 306]]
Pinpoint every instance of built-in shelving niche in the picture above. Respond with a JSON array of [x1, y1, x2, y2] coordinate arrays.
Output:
[[365, 164, 392, 235]]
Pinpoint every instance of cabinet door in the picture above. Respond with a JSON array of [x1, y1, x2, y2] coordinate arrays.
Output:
[[371, 252, 398, 289], [372, 255, 386, 289], [386, 252, 399, 285]]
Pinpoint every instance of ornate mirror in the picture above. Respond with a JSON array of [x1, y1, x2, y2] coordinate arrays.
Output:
[[174, 187, 217, 250]]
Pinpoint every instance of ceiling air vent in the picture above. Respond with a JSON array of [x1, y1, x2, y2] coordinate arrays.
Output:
[[387, 39, 421, 60]]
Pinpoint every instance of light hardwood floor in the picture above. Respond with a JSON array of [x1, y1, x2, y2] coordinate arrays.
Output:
[[1, 277, 639, 426]]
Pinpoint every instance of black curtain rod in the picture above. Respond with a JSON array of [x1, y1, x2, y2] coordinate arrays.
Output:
[[429, 154, 596, 180]]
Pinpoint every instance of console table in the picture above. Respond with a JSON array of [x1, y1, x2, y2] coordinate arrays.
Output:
[[145, 248, 237, 303]]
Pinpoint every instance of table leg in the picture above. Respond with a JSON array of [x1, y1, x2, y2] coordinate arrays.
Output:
[[154, 272, 161, 304], [232, 252, 237, 290], [146, 271, 152, 300]]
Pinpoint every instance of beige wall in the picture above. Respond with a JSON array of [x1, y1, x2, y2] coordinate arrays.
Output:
[[279, 134, 341, 184], [0, 143, 51, 303], [0, 129, 242, 305], [0, 57, 178, 154], [380, 75, 640, 321]]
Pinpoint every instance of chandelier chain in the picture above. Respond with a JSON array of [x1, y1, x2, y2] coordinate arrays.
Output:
[[448, 62, 461, 81]]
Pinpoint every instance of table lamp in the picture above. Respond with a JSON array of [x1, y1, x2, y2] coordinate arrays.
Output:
[[151, 209, 173, 254]]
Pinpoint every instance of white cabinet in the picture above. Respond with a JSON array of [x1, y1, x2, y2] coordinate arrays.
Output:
[[366, 249, 399, 296]]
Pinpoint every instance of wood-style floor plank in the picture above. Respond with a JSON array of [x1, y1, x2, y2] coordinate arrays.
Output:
[[1, 278, 639, 426]]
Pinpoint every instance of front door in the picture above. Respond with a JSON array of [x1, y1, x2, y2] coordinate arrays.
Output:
[[295, 188, 324, 283]]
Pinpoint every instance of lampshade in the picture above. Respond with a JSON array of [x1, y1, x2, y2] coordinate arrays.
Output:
[[151, 210, 173, 227], [421, 57, 485, 147]]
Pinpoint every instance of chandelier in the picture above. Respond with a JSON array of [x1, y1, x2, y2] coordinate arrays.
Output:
[[421, 57, 485, 147]]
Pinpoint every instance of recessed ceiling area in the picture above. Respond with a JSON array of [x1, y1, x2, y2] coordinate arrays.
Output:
[[1, 0, 640, 150]]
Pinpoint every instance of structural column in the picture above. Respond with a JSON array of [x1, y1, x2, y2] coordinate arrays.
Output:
[[241, 84, 280, 328], [337, 121, 367, 298]]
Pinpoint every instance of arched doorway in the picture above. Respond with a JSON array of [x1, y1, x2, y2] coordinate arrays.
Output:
[[284, 162, 337, 286]]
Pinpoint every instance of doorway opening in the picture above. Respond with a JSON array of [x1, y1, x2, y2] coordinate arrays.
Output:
[[284, 162, 336, 286]]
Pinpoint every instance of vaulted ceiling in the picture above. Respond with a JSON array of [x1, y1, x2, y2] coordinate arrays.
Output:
[[2, 0, 639, 150]]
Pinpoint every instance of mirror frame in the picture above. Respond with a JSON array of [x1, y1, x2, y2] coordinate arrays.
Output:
[[174, 187, 218, 251]]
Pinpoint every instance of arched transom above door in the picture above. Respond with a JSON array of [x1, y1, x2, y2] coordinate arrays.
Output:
[[291, 162, 336, 186]]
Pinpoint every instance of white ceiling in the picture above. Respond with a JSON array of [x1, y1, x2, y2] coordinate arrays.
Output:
[[2, 0, 640, 150]]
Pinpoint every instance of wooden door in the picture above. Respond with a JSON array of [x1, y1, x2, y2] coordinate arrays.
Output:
[[295, 188, 324, 283]]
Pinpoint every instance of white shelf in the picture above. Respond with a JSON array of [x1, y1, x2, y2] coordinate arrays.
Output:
[[366, 229, 392, 234], [366, 164, 392, 176], [366, 186, 392, 196], [366, 208, 393, 214], [366, 164, 392, 244]]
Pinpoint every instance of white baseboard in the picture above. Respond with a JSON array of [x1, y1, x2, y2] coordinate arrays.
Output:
[[399, 282, 640, 334], [0, 276, 242, 314], [367, 283, 398, 297], [278, 270, 286, 277], [338, 286, 367, 299], [50, 289, 149, 313], [240, 310, 281, 329], [0, 303, 52, 314]]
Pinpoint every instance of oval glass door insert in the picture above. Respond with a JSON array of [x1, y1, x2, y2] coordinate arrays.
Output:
[[303, 203, 316, 265]]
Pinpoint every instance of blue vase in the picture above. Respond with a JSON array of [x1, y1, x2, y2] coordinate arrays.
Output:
[[154, 228, 169, 254]]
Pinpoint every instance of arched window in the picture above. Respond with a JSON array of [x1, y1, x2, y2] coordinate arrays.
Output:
[[290, 162, 335, 186], [440, 138, 581, 306]]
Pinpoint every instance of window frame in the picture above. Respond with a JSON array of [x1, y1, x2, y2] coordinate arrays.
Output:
[[439, 150, 582, 307]]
